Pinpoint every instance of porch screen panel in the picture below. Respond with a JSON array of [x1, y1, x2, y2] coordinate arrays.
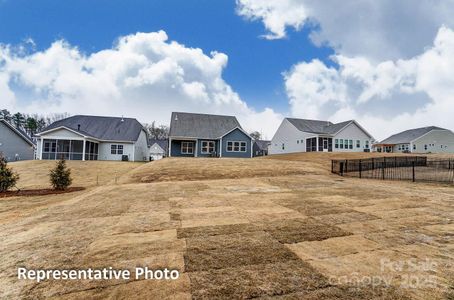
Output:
[[318, 137, 324, 152], [306, 137, 317, 152], [328, 138, 333, 152]]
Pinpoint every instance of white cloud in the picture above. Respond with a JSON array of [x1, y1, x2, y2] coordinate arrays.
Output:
[[0, 31, 281, 139], [285, 26, 454, 140], [236, 0, 454, 60]]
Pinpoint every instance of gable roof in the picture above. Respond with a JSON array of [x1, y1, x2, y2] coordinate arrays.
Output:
[[286, 118, 373, 139], [380, 126, 448, 144], [0, 119, 35, 146], [254, 140, 271, 151], [38, 115, 145, 142], [169, 112, 243, 139], [149, 139, 168, 152]]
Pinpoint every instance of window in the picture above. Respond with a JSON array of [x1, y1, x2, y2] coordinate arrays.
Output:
[[349, 140, 353, 149], [297, 140, 299, 144], [111, 144, 124, 155], [340, 139, 344, 149], [365, 140, 370, 149], [227, 141, 247, 152], [181, 141, 194, 154], [281, 143, 285, 150], [424, 144, 428, 151], [356, 140, 361, 148], [335, 139, 339, 149], [301, 140, 304, 144], [201, 141, 215, 154], [413, 144, 416, 150]]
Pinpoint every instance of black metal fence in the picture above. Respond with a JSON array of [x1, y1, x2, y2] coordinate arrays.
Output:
[[332, 156, 454, 183]]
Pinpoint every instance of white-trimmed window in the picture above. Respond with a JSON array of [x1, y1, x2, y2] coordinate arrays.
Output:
[[201, 141, 215, 154], [181, 141, 194, 154], [111, 144, 124, 155], [227, 141, 247, 152]]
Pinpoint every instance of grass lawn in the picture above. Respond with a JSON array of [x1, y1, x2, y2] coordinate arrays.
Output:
[[1, 153, 453, 299]]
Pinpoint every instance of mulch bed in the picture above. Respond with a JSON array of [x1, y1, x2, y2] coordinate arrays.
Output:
[[0, 187, 85, 198]]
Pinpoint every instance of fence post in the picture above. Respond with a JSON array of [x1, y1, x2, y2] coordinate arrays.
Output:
[[382, 157, 385, 180], [372, 157, 375, 170], [412, 161, 415, 182], [331, 160, 334, 173], [340, 162, 344, 176], [359, 159, 362, 178]]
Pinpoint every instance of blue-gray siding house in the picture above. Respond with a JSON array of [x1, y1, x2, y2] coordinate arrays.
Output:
[[168, 112, 252, 158], [0, 119, 35, 161]]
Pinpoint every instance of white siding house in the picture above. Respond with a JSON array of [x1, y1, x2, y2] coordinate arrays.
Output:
[[36, 115, 149, 162], [269, 118, 373, 155], [374, 126, 454, 153]]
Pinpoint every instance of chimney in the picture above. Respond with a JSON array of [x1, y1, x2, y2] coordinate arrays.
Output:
[[121, 115, 124, 122], [77, 124, 81, 131], [174, 114, 178, 121]]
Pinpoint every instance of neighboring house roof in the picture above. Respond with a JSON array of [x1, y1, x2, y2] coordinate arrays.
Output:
[[254, 140, 271, 151], [38, 115, 145, 142], [0, 119, 35, 146], [380, 126, 447, 144], [286, 118, 368, 136], [149, 139, 168, 152], [169, 112, 243, 139]]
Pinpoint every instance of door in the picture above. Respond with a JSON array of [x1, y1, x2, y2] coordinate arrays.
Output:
[[323, 138, 328, 152]]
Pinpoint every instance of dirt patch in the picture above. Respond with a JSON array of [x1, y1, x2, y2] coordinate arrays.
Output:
[[189, 261, 329, 299], [177, 223, 259, 239], [0, 187, 85, 198], [261, 218, 352, 244], [184, 231, 299, 272]]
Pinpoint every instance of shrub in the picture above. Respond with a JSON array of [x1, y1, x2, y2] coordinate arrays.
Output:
[[50, 158, 72, 190], [0, 154, 20, 192]]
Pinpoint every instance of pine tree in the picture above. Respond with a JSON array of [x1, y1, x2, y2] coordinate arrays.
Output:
[[50, 159, 72, 190], [0, 154, 19, 192]]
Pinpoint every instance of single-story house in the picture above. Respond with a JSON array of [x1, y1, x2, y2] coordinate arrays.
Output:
[[149, 139, 168, 161], [0, 119, 35, 161], [373, 126, 454, 153], [36, 115, 149, 161], [269, 118, 374, 154], [168, 112, 253, 158], [253, 140, 271, 157]]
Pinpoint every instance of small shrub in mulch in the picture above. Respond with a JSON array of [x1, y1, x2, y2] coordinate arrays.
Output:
[[177, 223, 259, 239], [50, 158, 72, 190], [0, 154, 19, 192], [0, 187, 85, 198], [261, 218, 352, 244], [184, 231, 300, 272], [259, 285, 412, 300], [189, 260, 329, 299]]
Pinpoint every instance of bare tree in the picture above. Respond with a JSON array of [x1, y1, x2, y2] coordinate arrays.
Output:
[[144, 121, 169, 139], [249, 131, 262, 140]]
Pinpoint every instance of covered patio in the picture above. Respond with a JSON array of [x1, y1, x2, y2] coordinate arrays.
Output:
[[40, 138, 99, 160]]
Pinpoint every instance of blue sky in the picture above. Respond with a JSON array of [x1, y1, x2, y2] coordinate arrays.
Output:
[[1, 0, 453, 139], [0, 0, 333, 113]]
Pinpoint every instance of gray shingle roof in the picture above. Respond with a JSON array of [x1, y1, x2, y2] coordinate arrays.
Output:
[[380, 126, 447, 144], [169, 112, 242, 139], [254, 140, 271, 151], [149, 139, 168, 152], [286, 118, 354, 135], [41, 115, 145, 142]]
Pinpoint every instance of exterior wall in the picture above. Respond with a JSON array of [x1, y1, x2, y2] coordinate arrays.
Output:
[[197, 139, 220, 157], [333, 122, 373, 152], [221, 128, 252, 158], [98, 142, 134, 161], [0, 122, 34, 161], [134, 130, 149, 161], [170, 139, 196, 157], [392, 143, 410, 153], [269, 119, 313, 155], [412, 130, 454, 153]]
